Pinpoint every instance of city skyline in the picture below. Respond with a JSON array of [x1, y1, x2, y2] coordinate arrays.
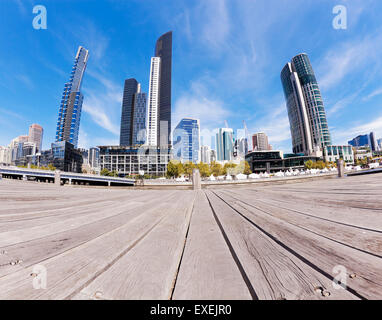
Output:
[[1, 1, 382, 153]]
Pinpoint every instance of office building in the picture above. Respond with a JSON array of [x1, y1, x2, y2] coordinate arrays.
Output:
[[281, 53, 331, 155], [378, 138, 382, 151], [245, 150, 320, 173], [88, 147, 100, 170], [201, 145, 211, 164], [323, 145, 354, 163], [99, 146, 171, 176], [370, 132, 378, 152], [132, 89, 147, 146], [173, 118, 200, 163], [120, 79, 139, 146], [56, 46, 89, 148], [216, 128, 234, 161], [348, 134, 370, 148], [252, 132, 270, 151], [155, 31, 173, 148], [51, 141, 83, 173], [28, 124, 43, 152], [146, 57, 161, 146]]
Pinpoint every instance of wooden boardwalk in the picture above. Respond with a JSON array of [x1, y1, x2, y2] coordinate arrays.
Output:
[[0, 174, 381, 300]]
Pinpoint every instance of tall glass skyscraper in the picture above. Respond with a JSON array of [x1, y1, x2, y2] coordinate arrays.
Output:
[[216, 128, 234, 161], [155, 31, 172, 148], [132, 89, 147, 146], [173, 118, 200, 163], [56, 46, 89, 148], [146, 57, 161, 146], [120, 79, 139, 146], [281, 53, 331, 155]]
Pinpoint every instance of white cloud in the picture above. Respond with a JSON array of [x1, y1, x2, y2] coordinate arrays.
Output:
[[363, 87, 382, 101], [173, 82, 231, 132], [317, 33, 382, 91]]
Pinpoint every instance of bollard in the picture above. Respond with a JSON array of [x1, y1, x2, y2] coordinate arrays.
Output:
[[337, 159, 345, 178], [55, 170, 61, 186], [192, 169, 201, 190]]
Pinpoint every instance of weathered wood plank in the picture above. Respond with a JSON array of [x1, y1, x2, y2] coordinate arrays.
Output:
[[172, 191, 252, 300]]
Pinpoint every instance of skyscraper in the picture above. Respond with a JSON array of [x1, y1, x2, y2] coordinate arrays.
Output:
[[281, 53, 331, 155], [120, 79, 139, 146], [370, 132, 377, 152], [132, 87, 147, 146], [200, 145, 211, 164], [216, 128, 234, 161], [155, 31, 172, 148], [56, 46, 89, 148], [146, 57, 161, 146], [252, 132, 270, 151], [173, 118, 200, 163], [28, 124, 43, 152]]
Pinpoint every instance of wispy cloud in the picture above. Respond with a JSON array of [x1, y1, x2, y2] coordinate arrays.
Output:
[[363, 87, 382, 101], [173, 81, 231, 132], [317, 32, 382, 91]]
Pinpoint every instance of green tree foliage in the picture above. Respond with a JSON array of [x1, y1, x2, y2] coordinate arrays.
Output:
[[166, 160, 184, 178], [243, 161, 252, 175], [304, 160, 313, 169], [210, 161, 223, 177], [197, 162, 211, 178], [183, 161, 196, 177], [222, 162, 237, 175]]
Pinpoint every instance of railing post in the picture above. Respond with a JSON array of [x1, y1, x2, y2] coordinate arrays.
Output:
[[337, 159, 345, 178], [192, 169, 201, 190], [55, 170, 61, 186]]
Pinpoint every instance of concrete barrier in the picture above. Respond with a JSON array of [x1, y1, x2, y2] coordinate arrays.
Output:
[[55, 170, 61, 186], [337, 159, 345, 178], [192, 169, 201, 190]]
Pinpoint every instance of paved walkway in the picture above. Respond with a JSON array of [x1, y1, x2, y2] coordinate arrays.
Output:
[[0, 174, 381, 300]]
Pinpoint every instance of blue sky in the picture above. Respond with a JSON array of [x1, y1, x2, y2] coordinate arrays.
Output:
[[1, 0, 382, 152]]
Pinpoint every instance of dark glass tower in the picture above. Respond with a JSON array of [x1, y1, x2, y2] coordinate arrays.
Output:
[[56, 46, 89, 148], [120, 79, 139, 146], [155, 31, 172, 148], [281, 53, 331, 155]]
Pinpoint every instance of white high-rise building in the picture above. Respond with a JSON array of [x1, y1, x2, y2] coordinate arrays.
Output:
[[146, 57, 161, 146], [200, 145, 211, 164]]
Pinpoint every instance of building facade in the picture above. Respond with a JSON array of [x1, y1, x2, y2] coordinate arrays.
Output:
[[245, 150, 320, 173], [323, 145, 354, 163], [28, 124, 43, 152], [120, 79, 139, 146], [88, 147, 100, 170], [99, 146, 171, 176], [348, 134, 370, 148], [252, 132, 270, 151], [155, 31, 172, 148], [200, 145, 211, 164], [173, 118, 200, 163], [132, 91, 147, 146], [216, 128, 234, 161], [281, 53, 331, 155], [146, 57, 161, 146], [56, 46, 89, 148]]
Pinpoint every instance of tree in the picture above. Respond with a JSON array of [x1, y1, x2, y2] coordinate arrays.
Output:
[[197, 162, 211, 178], [305, 160, 313, 170], [100, 168, 111, 176], [210, 161, 223, 177], [316, 160, 326, 170], [223, 162, 237, 175], [166, 160, 184, 178], [183, 161, 196, 178], [243, 161, 252, 175]]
